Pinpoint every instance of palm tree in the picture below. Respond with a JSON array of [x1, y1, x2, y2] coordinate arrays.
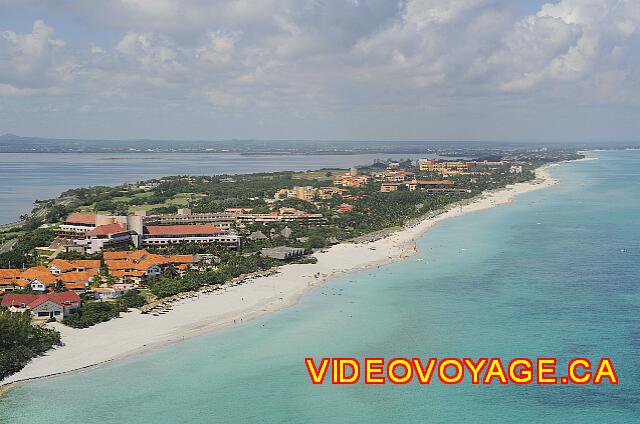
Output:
[[162, 264, 179, 278]]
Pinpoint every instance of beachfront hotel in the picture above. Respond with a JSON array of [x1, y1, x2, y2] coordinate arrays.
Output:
[[418, 159, 471, 172], [104, 249, 197, 284], [374, 168, 415, 183], [56, 212, 242, 253], [0, 250, 198, 296], [1, 292, 81, 321], [141, 225, 241, 249], [0, 259, 101, 293], [275, 186, 317, 201], [380, 179, 467, 194], [333, 173, 371, 188], [236, 208, 325, 224]]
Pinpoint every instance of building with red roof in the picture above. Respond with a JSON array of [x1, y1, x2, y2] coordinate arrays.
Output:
[[335, 203, 354, 214], [48, 259, 101, 275], [57, 213, 99, 238], [75, 223, 131, 254], [104, 249, 197, 283], [2, 292, 81, 320]]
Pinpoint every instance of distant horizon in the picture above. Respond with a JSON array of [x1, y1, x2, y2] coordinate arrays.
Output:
[[2, 132, 639, 146]]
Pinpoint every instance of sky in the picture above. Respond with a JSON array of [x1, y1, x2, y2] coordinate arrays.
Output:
[[0, 0, 639, 142]]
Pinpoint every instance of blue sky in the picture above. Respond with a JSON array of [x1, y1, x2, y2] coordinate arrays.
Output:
[[0, 0, 639, 142]]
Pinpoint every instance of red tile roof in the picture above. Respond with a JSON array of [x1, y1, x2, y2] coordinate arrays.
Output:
[[105, 253, 194, 272], [69, 260, 101, 269], [65, 213, 97, 225], [48, 259, 75, 272], [48, 259, 100, 272], [105, 260, 135, 270], [1, 294, 35, 307], [86, 223, 127, 237], [57, 270, 96, 283], [166, 255, 195, 263], [103, 249, 150, 260], [1, 292, 81, 309], [0, 269, 22, 279], [64, 283, 87, 290], [144, 225, 222, 236], [19, 266, 57, 284]]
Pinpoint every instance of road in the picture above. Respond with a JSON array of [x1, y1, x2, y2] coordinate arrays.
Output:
[[0, 238, 18, 254]]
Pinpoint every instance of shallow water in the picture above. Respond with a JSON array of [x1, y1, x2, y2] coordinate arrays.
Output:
[[1, 150, 638, 423]]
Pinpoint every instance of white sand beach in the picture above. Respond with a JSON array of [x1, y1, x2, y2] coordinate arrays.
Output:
[[2, 164, 563, 386]]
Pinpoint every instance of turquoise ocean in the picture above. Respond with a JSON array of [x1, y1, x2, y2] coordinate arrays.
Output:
[[1, 150, 638, 423]]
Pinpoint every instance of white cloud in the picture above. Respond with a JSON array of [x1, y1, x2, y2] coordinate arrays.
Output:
[[0, 20, 66, 89], [0, 0, 639, 140]]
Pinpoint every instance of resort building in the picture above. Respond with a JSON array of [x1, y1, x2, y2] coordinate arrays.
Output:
[[19, 266, 58, 292], [74, 223, 132, 254], [1, 292, 81, 320], [0, 269, 22, 292], [237, 208, 325, 225], [223, 208, 253, 214], [104, 249, 197, 283], [335, 203, 354, 213], [333, 174, 371, 188], [472, 160, 504, 167], [275, 186, 317, 201], [48, 259, 101, 276], [380, 183, 401, 193], [378, 179, 465, 195], [141, 225, 240, 249], [374, 169, 415, 183], [509, 165, 523, 174], [59, 213, 240, 252], [0, 263, 96, 292], [57, 213, 99, 238], [317, 187, 347, 199], [93, 284, 135, 300], [418, 160, 471, 172], [143, 209, 237, 231], [404, 180, 455, 191], [56, 272, 95, 293]]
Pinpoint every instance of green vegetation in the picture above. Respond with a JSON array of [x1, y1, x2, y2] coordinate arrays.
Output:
[[62, 290, 147, 329], [0, 310, 61, 379], [0, 228, 55, 268], [148, 253, 277, 298]]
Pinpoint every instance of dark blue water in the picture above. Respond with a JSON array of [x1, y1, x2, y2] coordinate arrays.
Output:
[[1, 151, 638, 423]]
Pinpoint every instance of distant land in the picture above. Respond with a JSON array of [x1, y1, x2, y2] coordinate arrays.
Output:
[[1, 133, 637, 155]]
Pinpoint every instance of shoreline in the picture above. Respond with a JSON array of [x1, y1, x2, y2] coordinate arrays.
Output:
[[0, 160, 582, 389]]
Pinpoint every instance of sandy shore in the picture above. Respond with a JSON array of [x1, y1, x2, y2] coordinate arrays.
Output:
[[2, 164, 564, 386]]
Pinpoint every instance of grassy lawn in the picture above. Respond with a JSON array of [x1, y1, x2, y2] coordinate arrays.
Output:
[[127, 196, 189, 212], [79, 192, 192, 214], [133, 192, 155, 199]]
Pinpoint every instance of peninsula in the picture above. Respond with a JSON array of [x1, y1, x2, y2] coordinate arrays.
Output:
[[0, 150, 582, 385]]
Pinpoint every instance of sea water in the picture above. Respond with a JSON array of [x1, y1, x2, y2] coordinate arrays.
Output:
[[0, 150, 638, 423]]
